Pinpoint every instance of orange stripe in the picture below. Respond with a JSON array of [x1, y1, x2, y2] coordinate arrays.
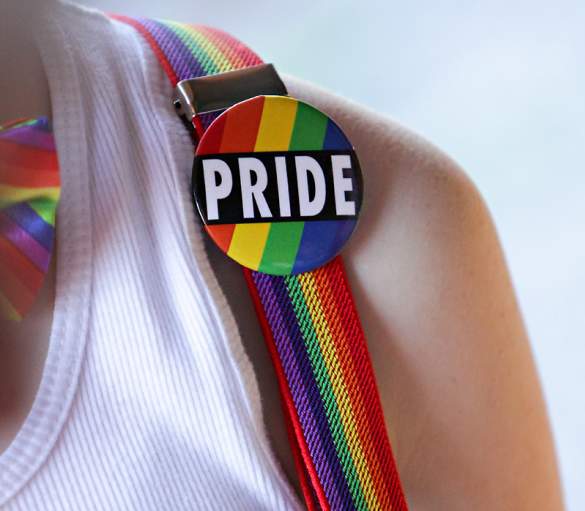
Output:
[[328, 259, 405, 507], [311, 265, 390, 505], [219, 96, 265, 153], [205, 224, 236, 253]]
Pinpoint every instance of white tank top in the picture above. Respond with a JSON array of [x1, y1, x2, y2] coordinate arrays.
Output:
[[0, 2, 305, 509], [1, 1, 403, 507]]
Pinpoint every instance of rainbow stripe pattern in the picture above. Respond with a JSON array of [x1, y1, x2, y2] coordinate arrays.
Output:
[[0, 117, 60, 321], [113, 15, 407, 510], [248, 259, 407, 510], [110, 16, 263, 86], [196, 95, 358, 275]]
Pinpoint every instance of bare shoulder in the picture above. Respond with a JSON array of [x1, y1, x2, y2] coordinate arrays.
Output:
[[285, 75, 564, 510]]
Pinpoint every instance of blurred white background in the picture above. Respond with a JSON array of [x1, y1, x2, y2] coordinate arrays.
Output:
[[82, 0, 585, 507]]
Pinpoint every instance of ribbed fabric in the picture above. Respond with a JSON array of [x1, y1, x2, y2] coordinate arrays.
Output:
[[112, 17, 406, 510], [0, 2, 302, 509]]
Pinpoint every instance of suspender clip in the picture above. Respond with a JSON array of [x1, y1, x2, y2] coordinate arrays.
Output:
[[173, 63, 287, 123]]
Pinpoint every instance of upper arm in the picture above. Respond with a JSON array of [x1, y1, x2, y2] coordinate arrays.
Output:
[[285, 75, 564, 510]]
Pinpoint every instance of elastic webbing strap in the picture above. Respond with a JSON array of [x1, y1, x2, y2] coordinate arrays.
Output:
[[113, 15, 407, 510], [245, 259, 407, 510]]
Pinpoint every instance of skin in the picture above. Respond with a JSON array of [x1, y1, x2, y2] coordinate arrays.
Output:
[[0, 1, 564, 509]]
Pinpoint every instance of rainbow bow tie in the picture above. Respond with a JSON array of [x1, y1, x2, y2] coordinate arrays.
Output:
[[0, 117, 60, 321]]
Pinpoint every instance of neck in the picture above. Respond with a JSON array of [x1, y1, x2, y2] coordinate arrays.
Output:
[[0, 0, 54, 124]]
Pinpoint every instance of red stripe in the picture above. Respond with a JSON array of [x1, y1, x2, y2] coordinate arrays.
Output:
[[311, 260, 391, 505], [205, 224, 236, 253], [243, 268, 331, 511], [0, 166, 59, 188], [110, 15, 179, 86], [193, 116, 206, 141], [329, 258, 408, 509], [219, 96, 264, 153], [0, 140, 59, 186]]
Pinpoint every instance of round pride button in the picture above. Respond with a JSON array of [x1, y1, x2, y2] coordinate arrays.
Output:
[[193, 95, 363, 275]]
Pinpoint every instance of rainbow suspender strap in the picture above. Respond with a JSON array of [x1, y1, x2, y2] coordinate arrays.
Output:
[[112, 16, 408, 511]]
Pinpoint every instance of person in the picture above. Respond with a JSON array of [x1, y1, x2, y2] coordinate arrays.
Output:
[[0, 0, 564, 509]]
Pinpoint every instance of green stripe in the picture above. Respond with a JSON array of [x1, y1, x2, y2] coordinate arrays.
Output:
[[28, 197, 57, 225], [287, 104, 329, 272], [165, 22, 221, 75], [0, 118, 38, 131], [288, 102, 329, 151], [285, 277, 368, 510], [258, 222, 304, 275]]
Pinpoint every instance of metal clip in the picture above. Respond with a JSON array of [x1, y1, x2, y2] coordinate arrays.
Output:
[[173, 63, 287, 123]]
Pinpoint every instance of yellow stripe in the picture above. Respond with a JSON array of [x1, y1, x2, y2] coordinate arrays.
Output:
[[227, 223, 271, 270], [254, 96, 298, 152], [186, 25, 248, 70], [167, 23, 233, 73], [298, 272, 382, 510], [0, 184, 60, 207], [0, 291, 21, 321]]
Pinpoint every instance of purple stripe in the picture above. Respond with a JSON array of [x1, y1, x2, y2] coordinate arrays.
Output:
[[0, 122, 56, 151], [0, 213, 51, 271], [2, 203, 54, 251], [138, 18, 207, 81], [253, 273, 341, 502], [253, 272, 354, 508]]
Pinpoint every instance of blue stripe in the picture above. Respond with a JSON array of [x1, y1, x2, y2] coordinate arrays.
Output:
[[323, 120, 352, 150], [292, 220, 356, 274], [3, 203, 54, 251]]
